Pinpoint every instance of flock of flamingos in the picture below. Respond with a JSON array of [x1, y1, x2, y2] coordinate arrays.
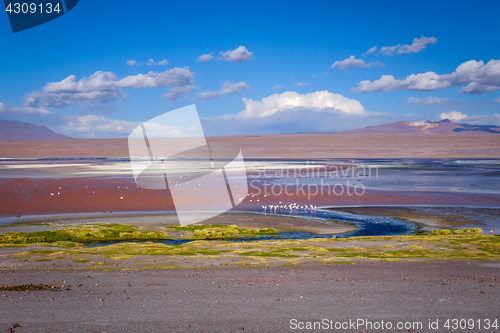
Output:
[[261, 202, 317, 213]]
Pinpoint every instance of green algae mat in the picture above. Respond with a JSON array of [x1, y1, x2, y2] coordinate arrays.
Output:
[[0, 225, 499, 270]]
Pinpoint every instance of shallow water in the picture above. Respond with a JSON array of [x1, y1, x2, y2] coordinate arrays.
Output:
[[1, 157, 498, 243], [1, 158, 499, 196]]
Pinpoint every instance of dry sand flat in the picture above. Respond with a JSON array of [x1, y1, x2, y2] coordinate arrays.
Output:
[[0, 133, 499, 158], [0, 261, 498, 332]]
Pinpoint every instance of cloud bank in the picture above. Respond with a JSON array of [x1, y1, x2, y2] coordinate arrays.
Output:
[[439, 111, 468, 121], [439, 111, 500, 126], [59, 115, 140, 138], [24, 68, 195, 107], [237, 90, 366, 119], [352, 59, 500, 94]]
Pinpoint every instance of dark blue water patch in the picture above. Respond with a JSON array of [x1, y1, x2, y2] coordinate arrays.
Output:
[[257, 209, 420, 238]]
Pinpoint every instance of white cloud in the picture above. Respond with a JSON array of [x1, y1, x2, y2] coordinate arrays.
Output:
[[397, 36, 438, 54], [364, 46, 378, 55], [439, 111, 468, 121], [379, 36, 437, 55], [196, 81, 249, 100], [272, 84, 284, 90], [0, 103, 143, 138], [408, 96, 453, 105], [163, 84, 196, 101], [379, 45, 400, 56], [458, 113, 500, 126], [352, 59, 500, 94], [126, 60, 138, 66], [24, 68, 195, 107], [331, 56, 365, 70], [57, 115, 140, 138], [330, 55, 384, 70], [219, 46, 254, 62], [24, 71, 128, 108], [237, 90, 366, 119], [0, 102, 51, 115], [197, 53, 214, 62], [200, 91, 392, 136], [117, 67, 193, 89], [437, 112, 500, 126], [294, 82, 309, 86], [147, 58, 169, 66], [495, 97, 500, 102]]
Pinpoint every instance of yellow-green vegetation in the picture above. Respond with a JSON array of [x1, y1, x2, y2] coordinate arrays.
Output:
[[0, 223, 278, 245], [1, 227, 499, 270], [0, 223, 168, 244], [431, 227, 482, 235], [165, 224, 276, 239], [0, 222, 50, 228]]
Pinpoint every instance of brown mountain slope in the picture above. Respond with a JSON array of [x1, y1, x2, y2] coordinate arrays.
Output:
[[0, 119, 71, 140]]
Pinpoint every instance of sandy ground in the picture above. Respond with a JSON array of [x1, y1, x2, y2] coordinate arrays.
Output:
[[0, 261, 498, 332], [0, 212, 357, 235], [0, 133, 499, 158]]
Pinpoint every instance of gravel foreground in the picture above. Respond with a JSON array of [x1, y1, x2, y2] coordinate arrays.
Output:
[[0, 261, 499, 333]]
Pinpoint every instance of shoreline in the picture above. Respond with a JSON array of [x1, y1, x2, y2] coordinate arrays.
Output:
[[2, 204, 499, 236], [326, 205, 500, 231], [0, 211, 358, 236]]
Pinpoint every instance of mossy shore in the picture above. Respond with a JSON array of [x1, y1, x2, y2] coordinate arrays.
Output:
[[0, 223, 277, 244], [0, 224, 499, 270]]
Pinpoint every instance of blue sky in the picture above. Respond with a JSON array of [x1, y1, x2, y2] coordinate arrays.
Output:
[[1, 0, 499, 137]]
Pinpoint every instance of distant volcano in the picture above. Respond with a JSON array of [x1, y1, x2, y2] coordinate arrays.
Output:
[[0, 119, 71, 140], [337, 119, 500, 135]]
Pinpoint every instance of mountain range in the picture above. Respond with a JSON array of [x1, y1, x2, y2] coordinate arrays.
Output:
[[0, 118, 498, 140], [0, 119, 71, 140], [337, 119, 500, 135]]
